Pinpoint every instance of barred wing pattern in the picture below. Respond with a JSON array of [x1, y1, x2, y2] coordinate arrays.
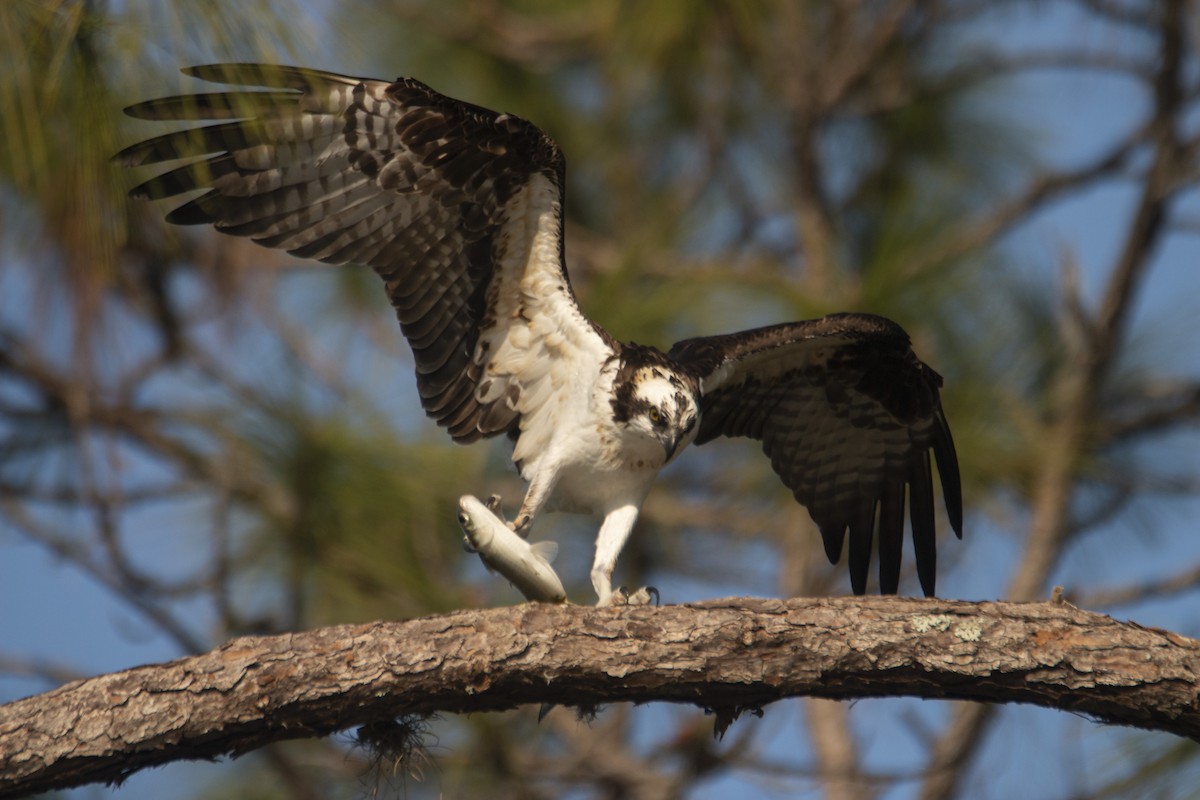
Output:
[[119, 64, 613, 444], [669, 313, 962, 596]]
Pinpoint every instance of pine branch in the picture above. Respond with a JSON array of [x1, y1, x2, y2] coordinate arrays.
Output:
[[2, 596, 1198, 798]]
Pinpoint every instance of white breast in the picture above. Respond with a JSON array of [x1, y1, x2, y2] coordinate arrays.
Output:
[[512, 358, 660, 516]]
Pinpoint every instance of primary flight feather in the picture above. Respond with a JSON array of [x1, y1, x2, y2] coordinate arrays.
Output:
[[119, 64, 963, 604]]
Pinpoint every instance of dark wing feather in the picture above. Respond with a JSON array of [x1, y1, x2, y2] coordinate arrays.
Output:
[[669, 312, 962, 597], [119, 63, 613, 443]]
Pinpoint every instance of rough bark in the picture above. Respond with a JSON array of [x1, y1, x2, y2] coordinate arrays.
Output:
[[2, 596, 1198, 798]]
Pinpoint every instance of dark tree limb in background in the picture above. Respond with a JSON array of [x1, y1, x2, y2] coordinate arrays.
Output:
[[2, 597, 1198, 799]]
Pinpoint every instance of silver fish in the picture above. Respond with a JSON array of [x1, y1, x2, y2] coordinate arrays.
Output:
[[458, 494, 567, 603]]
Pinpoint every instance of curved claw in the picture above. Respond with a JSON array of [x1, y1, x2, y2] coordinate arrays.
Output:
[[612, 586, 659, 606], [511, 513, 533, 539], [627, 586, 659, 606]]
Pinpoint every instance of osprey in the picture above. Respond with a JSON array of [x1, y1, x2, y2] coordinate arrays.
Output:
[[119, 65, 962, 605]]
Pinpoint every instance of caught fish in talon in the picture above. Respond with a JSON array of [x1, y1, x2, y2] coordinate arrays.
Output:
[[458, 494, 567, 603]]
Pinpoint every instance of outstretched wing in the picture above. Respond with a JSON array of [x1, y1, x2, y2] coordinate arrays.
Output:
[[118, 64, 614, 443], [669, 313, 962, 597]]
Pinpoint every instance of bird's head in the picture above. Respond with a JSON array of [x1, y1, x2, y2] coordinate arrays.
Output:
[[611, 348, 700, 466]]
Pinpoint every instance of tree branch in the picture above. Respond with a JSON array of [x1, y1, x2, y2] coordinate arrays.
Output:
[[2, 597, 1198, 798]]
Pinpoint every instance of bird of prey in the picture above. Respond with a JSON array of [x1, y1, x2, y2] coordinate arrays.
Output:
[[119, 64, 962, 605]]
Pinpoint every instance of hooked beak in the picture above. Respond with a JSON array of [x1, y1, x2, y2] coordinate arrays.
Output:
[[663, 414, 698, 463]]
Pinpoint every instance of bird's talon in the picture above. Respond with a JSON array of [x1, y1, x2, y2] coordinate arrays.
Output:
[[624, 586, 658, 606], [485, 494, 504, 515], [611, 586, 656, 606], [512, 514, 532, 538]]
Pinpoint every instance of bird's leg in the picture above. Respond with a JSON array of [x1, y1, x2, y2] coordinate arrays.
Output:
[[591, 504, 640, 607], [510, 470, 559, 539]]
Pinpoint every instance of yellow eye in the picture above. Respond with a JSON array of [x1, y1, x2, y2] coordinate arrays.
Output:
[[648, 408, 662, 425]]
